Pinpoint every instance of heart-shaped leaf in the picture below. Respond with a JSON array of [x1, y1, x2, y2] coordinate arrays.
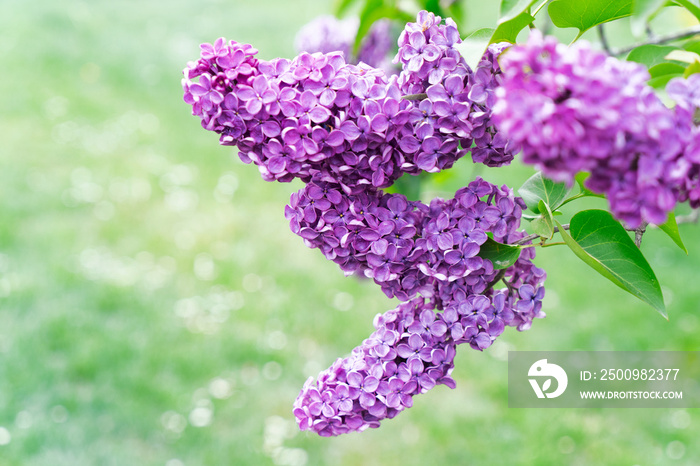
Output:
[[500, 0, 539, 22], [455, 28, 494, 71], [627, 44, 681, 68], [478, 237, 523, 269], [491, 11, 535, 44], [518, 171, 572, 214], [548, 0, 633, 37], [556, 211, 666, 318]]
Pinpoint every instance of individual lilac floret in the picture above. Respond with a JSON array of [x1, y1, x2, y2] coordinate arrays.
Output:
[[493, 31, 689, 227], [293, 297, 457, 436]]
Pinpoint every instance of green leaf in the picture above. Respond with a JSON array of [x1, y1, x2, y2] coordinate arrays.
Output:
[[500, 0, 539, 22], [684, 59, 700, 77], [658, 212, 688, 254], [531, 200, 555, 239], [631, 0, 666, 37], [548, 0, 634, 37], [446, 0, 466, 25], [388, 173, 423, 201], [683, 39, 700, 56], [423, 0, 446, 16], [518, 171, 572, 214], [626, 44, 681, 68], [648, 62, 686, 78], [491, 11, 535, 44], [673, 0, 700, 22], [455, 28, 495, 70], [336, 0, 360, 16], [555, 211, 666, 318], [478, 237, 523, 269]]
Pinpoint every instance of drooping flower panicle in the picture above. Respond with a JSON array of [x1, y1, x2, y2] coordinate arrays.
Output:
[[492, 31, 695, 228]]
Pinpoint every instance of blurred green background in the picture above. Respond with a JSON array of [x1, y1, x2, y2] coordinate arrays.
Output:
[[0, 0, 698, 464]]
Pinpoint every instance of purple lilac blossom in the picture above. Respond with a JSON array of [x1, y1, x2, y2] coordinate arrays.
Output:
[[183, 11, 548, 438], [667, 74, 700, 208], [394, 12, 516, 170], [290, 177, 546, 436], [183, 42, 417, 192], [492, 31, 691, 227]]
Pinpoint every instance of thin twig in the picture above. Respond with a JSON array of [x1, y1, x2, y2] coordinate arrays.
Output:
[[402, 93, 428, 101], [512, 224, 570, 246], [484, 269, 507, 292], [645, 24, 656, 41], [613, 25, 700, 57], [634, 222, 648, 248], [598, 24, 613, 56]]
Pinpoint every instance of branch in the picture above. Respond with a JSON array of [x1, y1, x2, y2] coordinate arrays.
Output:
[[597, 24, 613, 56], [634, 222, 648, 248], [512, 224, 570, 246], [402, 93, 427, 101], [484, 268, 507, 292], [614, 26, 700, 56]]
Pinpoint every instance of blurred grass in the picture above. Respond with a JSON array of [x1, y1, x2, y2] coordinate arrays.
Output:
[[0, 0, 698, 465]]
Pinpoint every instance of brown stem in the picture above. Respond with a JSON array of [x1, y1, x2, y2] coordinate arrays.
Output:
[[597, 24, 613, 56], [634, 222, 648, 248], [512, 224, 570, 246], [484, 268, 507, 292], [613, 26, 700, 57], [402, 93, 428, 101]]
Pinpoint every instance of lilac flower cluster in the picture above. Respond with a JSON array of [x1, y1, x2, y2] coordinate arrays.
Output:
[[394, 11, 516, 169], [182, 11, 548, 438], [183, 42, 416, 192], [289, 178, 546, 435], [294, 255, 546, 438], [293, 297, 456, 436], [295, 16, 397, 75], [667, 74, 700, 208], [492, 31, 694, 227], [285, 179, 430, 301], [285, 177, 531, 301]]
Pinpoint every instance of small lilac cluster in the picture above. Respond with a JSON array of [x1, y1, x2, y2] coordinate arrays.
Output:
[[183, 42, 420, 192], [285, 177, 531, 301], [295, 16, 397, 75], [293, 297, 456, 436], [292, 259, 545, 436], [289, 178, 546, 436], [394, 11, 516, 169], [492, 31, 693, 227]]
